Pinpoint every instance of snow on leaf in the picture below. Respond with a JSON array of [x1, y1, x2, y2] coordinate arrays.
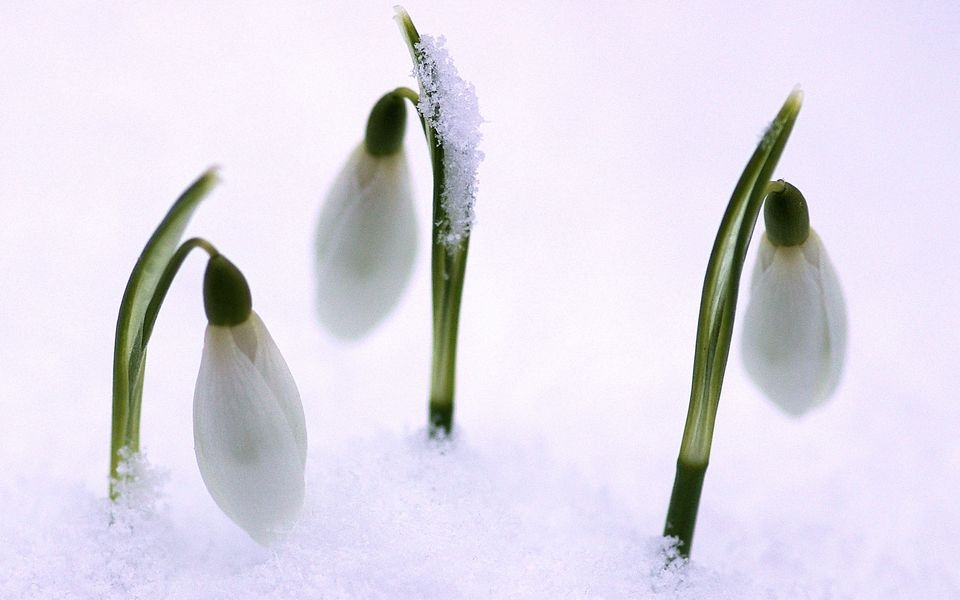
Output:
[[414, 34, 484, 246]]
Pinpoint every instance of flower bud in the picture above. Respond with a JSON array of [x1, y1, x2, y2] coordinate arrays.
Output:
[[763, 180, 810, 247], [194, 259, 307, 545], [365, 91, 407, 156], [314, 97, 418, 340], [203, 255, 252, 326], [741, 228, 847, 415]]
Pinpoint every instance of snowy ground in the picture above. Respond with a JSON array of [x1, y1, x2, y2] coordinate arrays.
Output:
[[2, 2, 959, 598]]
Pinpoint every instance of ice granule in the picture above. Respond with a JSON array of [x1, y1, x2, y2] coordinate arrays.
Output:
[[414, 34, 484, 247]]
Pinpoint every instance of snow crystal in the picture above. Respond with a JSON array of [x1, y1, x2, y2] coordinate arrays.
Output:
[[414, 34, 484, 247], [111, 447, 167, 514]]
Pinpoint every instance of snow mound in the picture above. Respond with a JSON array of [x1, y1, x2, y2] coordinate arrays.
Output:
[[0, 432, 776, 599]]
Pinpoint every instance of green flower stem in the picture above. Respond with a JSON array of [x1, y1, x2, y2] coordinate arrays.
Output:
[[664, 459, 707, 554], [663, 90, 803, 556], [395, 8, 471, 437], [141, 238, 218, 350], [110, 170, 218, 499], [423, 103, 470, 437], [122, 237, 218, 459], [430, 242, 469, 435]]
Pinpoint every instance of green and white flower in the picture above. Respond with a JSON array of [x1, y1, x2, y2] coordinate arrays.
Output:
[[193, 255, 307, 545], [741, 183, 847, 415], [314, 91, 418, 340]]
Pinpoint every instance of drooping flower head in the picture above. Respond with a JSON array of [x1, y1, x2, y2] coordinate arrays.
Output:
[[194, 254, 307, 544], [314, 91, 418, 340], [741, 182, 847, 415]]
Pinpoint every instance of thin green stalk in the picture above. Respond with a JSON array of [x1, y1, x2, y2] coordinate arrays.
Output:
[[664, 459, 707, 552], [112, 237, 218, 495], [110, 170, 217, 499], [395, 7, 472, 437], [425, 106, 470, 436], [139, 237, 218, 354], [430, 242, 469, 435], [664, 90, 803, 556]]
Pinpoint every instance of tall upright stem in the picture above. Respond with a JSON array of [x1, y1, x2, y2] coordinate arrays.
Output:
[[663, 91, 802, 555], [429, 242, 468, 435], [395, 8, 473, 437]]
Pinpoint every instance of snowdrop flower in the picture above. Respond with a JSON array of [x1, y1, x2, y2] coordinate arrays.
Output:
[[194, 254, 307, 545], [741, 181, 847, 415], [314, 91, 418, 340]]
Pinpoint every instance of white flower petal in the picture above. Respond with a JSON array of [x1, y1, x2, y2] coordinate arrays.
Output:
[[236, 313, 307, 466], [314, 144, 418, 340], [193, 314, 306, 545], [741, 231, 847, 415]]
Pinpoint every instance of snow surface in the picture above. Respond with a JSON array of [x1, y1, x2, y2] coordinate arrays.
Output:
[[2, 435, 760, 599], [412, 34, 483, 247], [2, 1, 960, 598]]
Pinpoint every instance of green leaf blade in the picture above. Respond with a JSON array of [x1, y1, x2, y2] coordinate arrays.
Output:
[[116, 168, 219, 367], [665, 89, 803, 556], [682, 89, 803, 464]]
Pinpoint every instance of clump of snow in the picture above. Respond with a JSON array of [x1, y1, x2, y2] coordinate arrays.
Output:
[[414, 34, 484, 247], [0, 451, 185, 599], [111, 447, 167, 514]]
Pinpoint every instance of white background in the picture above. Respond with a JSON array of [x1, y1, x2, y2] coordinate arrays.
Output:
[[1, 2, 958, 596]]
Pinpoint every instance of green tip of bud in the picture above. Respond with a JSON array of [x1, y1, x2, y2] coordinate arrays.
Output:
[[764, 180, 811, 247], [364, 91, 407, 156], [203, 255, 252, 326]]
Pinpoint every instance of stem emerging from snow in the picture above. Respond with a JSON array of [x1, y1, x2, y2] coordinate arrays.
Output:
[[392, 85, 469, 437], [110, 170, 218, 499], [395, 7, 481, 437], [429, 241, 468, 436], [112, 236, 219, 497], [664, 91, 802, 556]]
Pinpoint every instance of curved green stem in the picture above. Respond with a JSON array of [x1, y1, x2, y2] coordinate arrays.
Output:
[[393, 86, 420, 112], [664, 90, 803, 556], [122, 237, 218, 462], [139, 238, 218, 350], [110, 170, 218, 499]]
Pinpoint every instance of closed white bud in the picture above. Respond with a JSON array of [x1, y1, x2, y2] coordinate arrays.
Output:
[[741, 230, 847, 415], [193, 311, 307, 545], [314, 144, 418, 339]]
